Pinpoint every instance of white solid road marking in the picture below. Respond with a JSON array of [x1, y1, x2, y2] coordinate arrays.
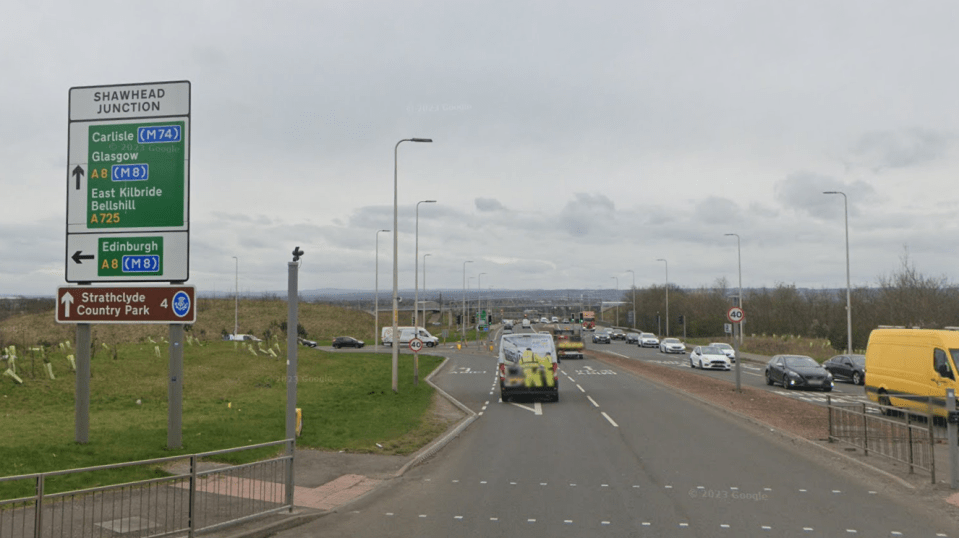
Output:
[[608, 351, 629, 358], [565, 520, 573, 524], [577, 384, 586, 393], [587, 395, 600, 407], [509, 402, 543, 415], [601, 412, 619, 427]]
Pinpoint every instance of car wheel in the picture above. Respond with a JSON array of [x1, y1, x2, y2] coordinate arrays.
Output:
[[333, 344, 340, 349], [852, 371, 862, 385], [501, 388, 510, 403], [699, 358, 703, 369], [552, 392, 559, 402], [765, 371, 773, 385], [427, 342, 435, 348], [689, 358, 695, 368], [781, 376, 790, 390]]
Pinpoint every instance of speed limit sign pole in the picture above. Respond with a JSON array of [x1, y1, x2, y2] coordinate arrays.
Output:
[[727, 307, 746, 392], [409, 338, 423, 386]]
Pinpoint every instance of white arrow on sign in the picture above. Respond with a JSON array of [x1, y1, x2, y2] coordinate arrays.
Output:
[[60, 292, 74, 318]]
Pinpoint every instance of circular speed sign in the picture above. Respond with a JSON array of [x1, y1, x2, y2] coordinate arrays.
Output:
[[408, 338, 424, 352], [727, 307, 745, 324]]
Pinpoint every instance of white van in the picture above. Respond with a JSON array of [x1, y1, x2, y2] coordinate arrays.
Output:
[[381, 326, 439, 347]]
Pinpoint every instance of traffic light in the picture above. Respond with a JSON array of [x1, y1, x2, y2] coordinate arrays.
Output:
[[488, 314, 493, 325], [678, 315, 684, 324], [457, 314, 462, 324]]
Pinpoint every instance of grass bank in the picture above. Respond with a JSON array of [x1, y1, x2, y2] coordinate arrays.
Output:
[[0, 335, 445, 497]]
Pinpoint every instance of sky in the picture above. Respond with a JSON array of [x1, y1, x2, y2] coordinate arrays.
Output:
[[3, 0, 959, 298]]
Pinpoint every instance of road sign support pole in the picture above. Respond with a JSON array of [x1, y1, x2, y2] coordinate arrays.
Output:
[[727, 307, 745, 393], [414, 350, 419, 386], [75, 323, 91, 444], [168, 324, 184, 449]]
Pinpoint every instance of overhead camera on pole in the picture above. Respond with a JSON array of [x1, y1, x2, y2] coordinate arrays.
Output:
[[292, 246, 304, 262]]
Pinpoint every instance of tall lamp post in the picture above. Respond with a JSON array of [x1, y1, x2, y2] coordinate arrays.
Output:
[[724, 233, 742, 344], [462, 260, 473, 342], [656, 259, 669, 337], [231, 256, 238, 338], [611, 276, 619, 327], [478, 272, 487, 344], [374, 229, 390, 351], [824, 191, 853, 355], [392, 138, 432, 393], [421, 253, 431, 331], [414, 200, 436, 330], [625, 269, 635, 330]]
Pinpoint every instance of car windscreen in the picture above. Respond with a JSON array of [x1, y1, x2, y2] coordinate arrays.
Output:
[[663, 338, 679, 344], [714, 343, 732, 350], [501, 334, 554, 364], [784, 356, 819, 368], [702, 346, 722, 355]]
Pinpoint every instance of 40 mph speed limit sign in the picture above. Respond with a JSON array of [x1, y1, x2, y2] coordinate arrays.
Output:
[[408, 338, 424, 352], [727, 307, 745, 323]]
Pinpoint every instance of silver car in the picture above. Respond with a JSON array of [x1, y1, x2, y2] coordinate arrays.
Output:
[[658, 338, 686, 354], [708, 342, 737, 363]]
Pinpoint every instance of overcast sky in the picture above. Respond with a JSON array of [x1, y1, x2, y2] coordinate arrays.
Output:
[[3, 1, 959, 297]]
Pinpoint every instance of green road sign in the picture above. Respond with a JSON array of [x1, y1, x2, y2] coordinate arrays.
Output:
[[66, 81, 191, 283]]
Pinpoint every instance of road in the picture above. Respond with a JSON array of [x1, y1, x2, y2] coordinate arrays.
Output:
[[277, 327, 955, 537]]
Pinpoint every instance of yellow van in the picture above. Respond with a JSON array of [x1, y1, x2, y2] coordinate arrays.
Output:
[[864, 328, 959, 417]]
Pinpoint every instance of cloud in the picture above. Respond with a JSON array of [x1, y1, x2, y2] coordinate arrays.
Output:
[[561, 193, 615, 237], [475, 198, 505, 212], [773, 172, 877, 219], [847, 128, 955, 172]]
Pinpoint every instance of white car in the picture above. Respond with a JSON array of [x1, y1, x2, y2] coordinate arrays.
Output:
[[689, 345, 732, 370], [540, 317, 550, 324], [658, 338, 686, 354], [551, 316, 559, 323], [638, 333, 660, 348], [709, 342, 737, 362]]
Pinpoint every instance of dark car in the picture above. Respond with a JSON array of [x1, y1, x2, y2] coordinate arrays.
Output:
[[625, 332, 641, 344], [823, 354, 866, 385], [610, 328, 626, 340], [765, 354, 833, 391], [332, 336, 365, 349], [592, 332, 610, 344]]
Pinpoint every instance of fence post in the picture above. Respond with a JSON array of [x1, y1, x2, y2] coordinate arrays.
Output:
[[34, 474, 44, 538], [189, 454, 197, 538], [906, 412, 914, 474], [826, 395, 833, 443], [862, 403, 869, 456], [928, 412, 936, 485], [286, 439, 295, 512], [948, 389, 958, 489]]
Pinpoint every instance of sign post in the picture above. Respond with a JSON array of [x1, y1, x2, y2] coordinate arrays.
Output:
[[63, 81, 192, 447], [727, 307, 746, 392], [409, 337, 424, 386]]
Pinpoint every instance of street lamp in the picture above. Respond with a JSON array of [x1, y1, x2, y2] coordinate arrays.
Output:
[[611, 276, 619, 327], [625, 269, 635, 330], [724, 233, 742, 344], [657, 259, 669, 337], [232, 256, 238, 338], [824, 191, 853, 355], [393, 137, 432, 393], [421, 253, 431, 331], [725, 233, 743, 392], [478, 272, 487, 343], [375, 229, 390, 351], [414, 200, 436, 331], [462, 260, 473, 342]]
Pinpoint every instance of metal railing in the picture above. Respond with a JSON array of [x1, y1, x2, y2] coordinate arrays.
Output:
[[0, 439, 294, 538], [826, 397, 938, 483]]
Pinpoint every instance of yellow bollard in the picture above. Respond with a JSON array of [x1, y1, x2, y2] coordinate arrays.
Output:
[[296, 408, 303, 437], [457, 343, 462, 350]]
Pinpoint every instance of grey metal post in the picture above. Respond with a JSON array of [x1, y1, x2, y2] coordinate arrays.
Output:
[[626, 269, 635, 330], [168, 324, 184, 449], [948, 389, 958, 489], [75, 323, 91, 444], [414, 200, 436, 332], [657, 259, 669, 337], [824, 191, 853, 354], [733, 331, 741, 392], [375, 229, 389, 351], [393, 138, 433, 393], [232, 256, 239, 337], [826, 395, 833, 442], [462, 260, 473, 343], [286, 252, 301, 510]]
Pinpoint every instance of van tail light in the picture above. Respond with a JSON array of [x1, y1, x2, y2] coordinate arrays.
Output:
[[552, 362, 559, 380], [499, 363, 506, 379]]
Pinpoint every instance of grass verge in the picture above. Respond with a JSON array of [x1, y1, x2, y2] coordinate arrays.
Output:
[[0, 340, 444, 498]]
